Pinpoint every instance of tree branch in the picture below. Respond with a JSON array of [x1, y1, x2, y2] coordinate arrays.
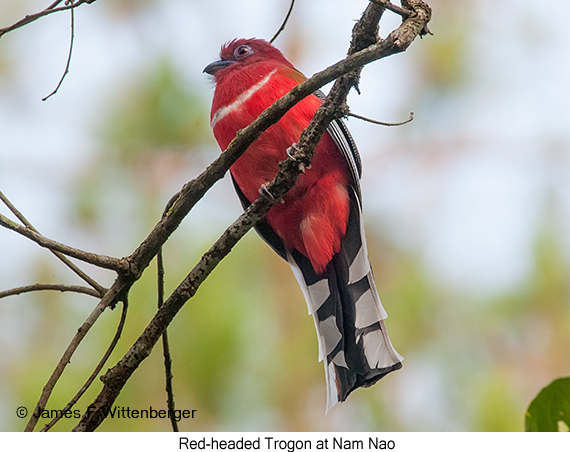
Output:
[[42, 1, 76, 101], [370, 0, 411, 20], [24, 277, 127, 432], [0, 212, 125, 272], [157, 247, 179, 432], [370, 0, 432, 36], [0, 190, 107, 295], [348, 111, 414, 127], [72, 0, 432, 432], [0, 283, 101, 300], [270, 0, 295, 44], [8, 0, 430, 432], [0, 0, 97, 40], [40, 299, 128, 432]]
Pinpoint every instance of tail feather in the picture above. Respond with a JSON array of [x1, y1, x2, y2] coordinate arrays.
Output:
[[287, 188, 402, 412]]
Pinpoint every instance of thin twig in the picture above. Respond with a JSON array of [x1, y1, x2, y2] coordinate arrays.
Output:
[[270, 0, 295, 44], [157, 247, 165, 305], [161, 330, 177, 431], [0, 0, 96, 39], [348, 111, 414, 126], [157, 248, 179, 432], [43, 1, 76, 101], [0, 190, 107, 295], [0, 212, 125, 272], [40, 300, 128, 432], [0, 283, 100, 300]]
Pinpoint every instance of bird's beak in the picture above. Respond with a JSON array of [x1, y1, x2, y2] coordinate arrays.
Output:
[[203, 59, 235, 75]]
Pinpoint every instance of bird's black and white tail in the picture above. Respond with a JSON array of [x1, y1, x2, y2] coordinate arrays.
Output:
[[287, 188, 403, 412], [231, 116, 402, 412]]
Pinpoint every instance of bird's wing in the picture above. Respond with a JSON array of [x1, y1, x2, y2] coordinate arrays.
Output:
[[230, 114, 361, 260]]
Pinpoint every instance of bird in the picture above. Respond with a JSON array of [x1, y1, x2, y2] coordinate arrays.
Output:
[[204, 38, 402, 412]]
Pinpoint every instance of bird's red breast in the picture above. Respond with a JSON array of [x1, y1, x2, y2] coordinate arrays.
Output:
[[208, 39, 351, 274]]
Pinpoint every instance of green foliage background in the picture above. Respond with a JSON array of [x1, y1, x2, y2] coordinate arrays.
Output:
[[526, 377, 570, 432]]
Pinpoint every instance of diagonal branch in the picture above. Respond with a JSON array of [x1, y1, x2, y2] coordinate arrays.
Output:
[[72, 0, 432, 432], [19, 0, 430, 431]]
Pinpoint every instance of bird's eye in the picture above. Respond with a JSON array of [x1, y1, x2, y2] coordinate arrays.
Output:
[[234, 45, 253, 60]]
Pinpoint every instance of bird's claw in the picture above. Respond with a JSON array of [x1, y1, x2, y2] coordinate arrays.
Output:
[[259, 184, 285, 204], [286, 143, 300, 160], [286, 142, 311, 173], [258, 184, 274, 200]]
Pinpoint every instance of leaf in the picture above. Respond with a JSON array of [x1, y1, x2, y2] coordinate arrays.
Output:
[[525, 377, 570, 432]]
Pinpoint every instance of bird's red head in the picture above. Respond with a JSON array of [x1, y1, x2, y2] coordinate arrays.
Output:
[[203, 38, 293, 78]]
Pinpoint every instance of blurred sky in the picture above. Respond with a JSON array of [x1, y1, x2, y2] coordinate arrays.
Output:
[[1, 0, 570, 431]]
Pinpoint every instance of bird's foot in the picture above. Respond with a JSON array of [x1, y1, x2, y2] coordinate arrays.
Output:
[[286, 143, 311, 173]]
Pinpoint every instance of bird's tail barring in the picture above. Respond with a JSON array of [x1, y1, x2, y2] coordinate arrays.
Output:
[[287, 189, 403, 412]]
